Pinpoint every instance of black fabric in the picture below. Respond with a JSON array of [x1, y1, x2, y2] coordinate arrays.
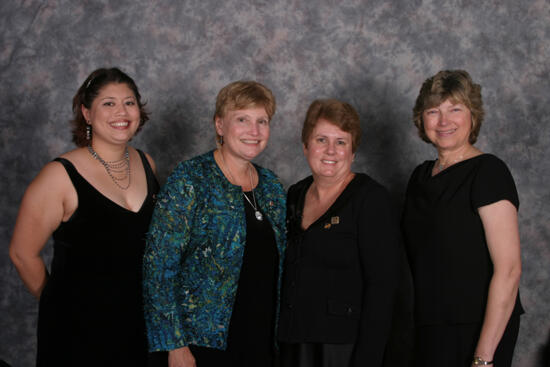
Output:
[[402, 154, 524, 363], [37, 150, 159, 367], [278, 173, 401, 367], [402, 154, 524, 327], [190, 192, 278, 367], [279, 342, 354, 367], [413, 314, 520, 367]]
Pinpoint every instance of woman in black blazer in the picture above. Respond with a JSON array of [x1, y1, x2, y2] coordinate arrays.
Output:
[[278, 99, 400, 367]]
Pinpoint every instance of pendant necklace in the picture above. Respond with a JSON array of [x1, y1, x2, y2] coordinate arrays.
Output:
[[218, 149, 263, 221], [243, 165, 263, 221]]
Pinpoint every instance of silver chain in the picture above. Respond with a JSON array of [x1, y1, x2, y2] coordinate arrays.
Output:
[[218, 149, 263, 221], [87, 145, 131, 190]]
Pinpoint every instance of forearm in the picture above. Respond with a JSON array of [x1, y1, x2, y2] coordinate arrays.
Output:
[[168, 346, 195, 367], [474, 268, 521, 361], [9, 251, 48, 299]]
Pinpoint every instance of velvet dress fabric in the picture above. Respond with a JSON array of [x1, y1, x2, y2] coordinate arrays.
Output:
[[37, 151, 159, 366]]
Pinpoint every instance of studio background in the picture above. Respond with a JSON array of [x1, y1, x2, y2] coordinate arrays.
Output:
[[1, 1, 549, 366]]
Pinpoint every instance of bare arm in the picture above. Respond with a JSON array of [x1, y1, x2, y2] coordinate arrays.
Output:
[[8, 162, 75, 299], [168, 347, 195, 367], [473, 199, 522, 363]]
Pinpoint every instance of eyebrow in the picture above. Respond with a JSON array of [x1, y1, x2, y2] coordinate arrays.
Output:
[[314, 134, 349, 139], [99, 96, 136, 101], [236, 114, 269, 121]]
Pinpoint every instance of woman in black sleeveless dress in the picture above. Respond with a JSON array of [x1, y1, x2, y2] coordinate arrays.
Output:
[[9, 68, 159, 366]]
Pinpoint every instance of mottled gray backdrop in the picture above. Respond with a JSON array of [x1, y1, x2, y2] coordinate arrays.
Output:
[[1, 1, 549, 366]]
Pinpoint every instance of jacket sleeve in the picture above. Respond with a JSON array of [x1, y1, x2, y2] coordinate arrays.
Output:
[[143, 163, 196, 351], [350, 184, 401, 366]]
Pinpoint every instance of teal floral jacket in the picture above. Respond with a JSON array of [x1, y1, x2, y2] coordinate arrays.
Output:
[[143, 150, 286, 351]]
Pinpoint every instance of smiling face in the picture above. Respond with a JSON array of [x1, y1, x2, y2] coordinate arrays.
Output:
[[304, 119, 354, 181], [215, 107, 270, 162], [422, 99, 473, 153], [82, 83, 140, 146]]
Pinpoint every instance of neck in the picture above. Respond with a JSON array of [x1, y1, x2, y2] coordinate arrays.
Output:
[[215, 148, 255, 190], [310, 171, 353, 200], [437, 144, 473, 165], [89, 139, 128, 161], [220, 148, 249, 175]]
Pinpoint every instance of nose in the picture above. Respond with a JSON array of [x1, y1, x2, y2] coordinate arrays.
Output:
[[438, 112, 449, 126], [326, 141, 336, 154], [249, 121, 260, 136], [115, 103, 129, 116]]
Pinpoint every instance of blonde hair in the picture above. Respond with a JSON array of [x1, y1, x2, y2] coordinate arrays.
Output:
[[213, 81, 276, 144]]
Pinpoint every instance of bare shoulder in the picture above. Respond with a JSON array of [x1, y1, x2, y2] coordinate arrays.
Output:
[[27, 158, 73, 197], [59, 146, 87, 162], [30, 148, 84, 194]]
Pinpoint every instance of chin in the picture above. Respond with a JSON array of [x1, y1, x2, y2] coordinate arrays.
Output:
[[242, 149, 265, 160]]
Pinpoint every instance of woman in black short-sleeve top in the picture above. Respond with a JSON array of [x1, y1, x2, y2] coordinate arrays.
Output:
[[402, 70, 523, 367]]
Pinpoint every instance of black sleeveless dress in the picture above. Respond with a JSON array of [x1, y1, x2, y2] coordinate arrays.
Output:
[[36, 150, 159, 367]]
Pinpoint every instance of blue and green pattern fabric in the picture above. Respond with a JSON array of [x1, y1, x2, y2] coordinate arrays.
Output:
[[143, 150, 286, 351]]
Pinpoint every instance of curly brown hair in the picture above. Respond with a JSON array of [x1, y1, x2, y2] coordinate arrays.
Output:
[[71, 67, 149, 147]]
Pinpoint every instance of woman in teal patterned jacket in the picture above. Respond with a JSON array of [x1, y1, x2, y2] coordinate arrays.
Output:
[[143, 81, 286, 367]]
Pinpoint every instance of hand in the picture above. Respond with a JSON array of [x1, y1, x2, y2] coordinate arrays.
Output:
[[168, 346, 196, 367]]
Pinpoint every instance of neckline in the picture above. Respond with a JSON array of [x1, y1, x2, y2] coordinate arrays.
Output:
[[429, 153, 487, 178], [210, 150, 261, 191], [298, 173, 361, 231], [59, 156, 150, 215]]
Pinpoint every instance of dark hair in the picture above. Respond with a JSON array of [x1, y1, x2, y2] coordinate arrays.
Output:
[[413, 69, 484, 144], [213, 81, 276, 145], [302, 99, 362, 153], [71, 67, 149, 147]]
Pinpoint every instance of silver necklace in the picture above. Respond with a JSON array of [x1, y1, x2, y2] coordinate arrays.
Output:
[[244, 166, 263, 221], [88, 145, 131, 190], [218, 150, 263, 221]]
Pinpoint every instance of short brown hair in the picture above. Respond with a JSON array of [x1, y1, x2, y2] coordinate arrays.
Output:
[[71, 67, 149, 147], [302, 99, 361, 153], [413, 70, 484, 144], [213, 81, 276, 144]]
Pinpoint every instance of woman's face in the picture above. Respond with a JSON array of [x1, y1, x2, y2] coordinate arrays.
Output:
[[304, 119, 354, 181], [82, 83, 140, 146], [215, 107, 270, 162], [423, 99, 473, 152]]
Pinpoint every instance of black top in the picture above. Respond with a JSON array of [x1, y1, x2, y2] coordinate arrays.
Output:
[[227, 191, 279, 362], [402, 154, 524, 327], [278, 173, 400, 367], [190, 192, 279, 367], [37, 150, 159, 367]]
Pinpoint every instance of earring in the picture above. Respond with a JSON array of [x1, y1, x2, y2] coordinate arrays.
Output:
[[86, 124, 91, 141], [219, 135, 224, 145]]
